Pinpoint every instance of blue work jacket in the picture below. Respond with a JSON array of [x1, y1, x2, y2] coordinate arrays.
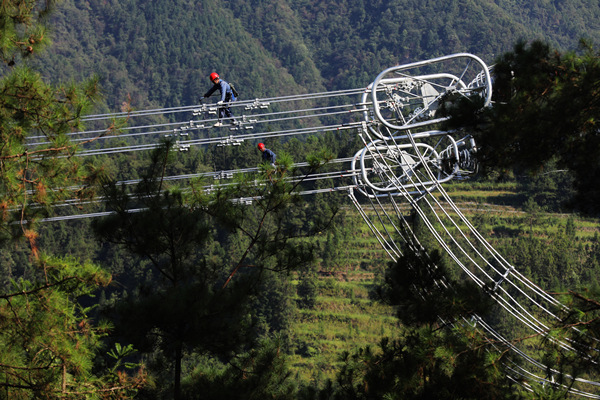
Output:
[[262, 149, 276, 164], [204, 80, 236, 102]]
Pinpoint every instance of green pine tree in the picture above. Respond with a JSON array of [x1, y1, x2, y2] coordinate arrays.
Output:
[[92, 141, 336, 399], [0, 2, 144, 398]]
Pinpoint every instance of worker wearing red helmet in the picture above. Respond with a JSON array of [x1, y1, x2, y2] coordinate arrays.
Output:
[[258, 143, 276, 166], [203, 72, 237, 127]]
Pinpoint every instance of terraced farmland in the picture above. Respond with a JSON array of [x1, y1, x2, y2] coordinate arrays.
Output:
[[290, 276, 398, 383], [289, 180, 600, 384]]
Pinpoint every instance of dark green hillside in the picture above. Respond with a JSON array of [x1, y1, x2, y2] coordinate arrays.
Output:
[[5, 1, 600, 398], [33, 0, 315, 111], [28, 0, 600, 112]]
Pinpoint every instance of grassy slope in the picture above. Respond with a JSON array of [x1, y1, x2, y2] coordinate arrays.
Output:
[[291, 276, 398, 383], [289, 180, 600, 385]]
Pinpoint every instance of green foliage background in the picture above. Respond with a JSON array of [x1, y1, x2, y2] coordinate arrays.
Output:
[[4, 0, 600, 398], [28, 0, 600, 112]]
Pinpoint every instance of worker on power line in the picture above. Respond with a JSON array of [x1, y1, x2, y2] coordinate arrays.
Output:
[[258, 143, 276, 166], [203, 72, 237, 127]]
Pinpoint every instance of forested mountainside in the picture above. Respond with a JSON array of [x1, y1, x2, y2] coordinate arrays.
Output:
[[31, 0, 600, 112], [5, 1, 600, 398]]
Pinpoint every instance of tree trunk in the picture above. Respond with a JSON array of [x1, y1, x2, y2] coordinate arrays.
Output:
[[174, 341, 182, 400]]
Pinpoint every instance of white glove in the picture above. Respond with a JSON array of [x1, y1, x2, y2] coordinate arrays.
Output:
[[217, 101, 224, 105]]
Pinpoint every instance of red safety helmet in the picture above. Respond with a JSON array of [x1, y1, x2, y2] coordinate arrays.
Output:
[[257, 143, 265, 151], [209, 72, 219, 82]]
